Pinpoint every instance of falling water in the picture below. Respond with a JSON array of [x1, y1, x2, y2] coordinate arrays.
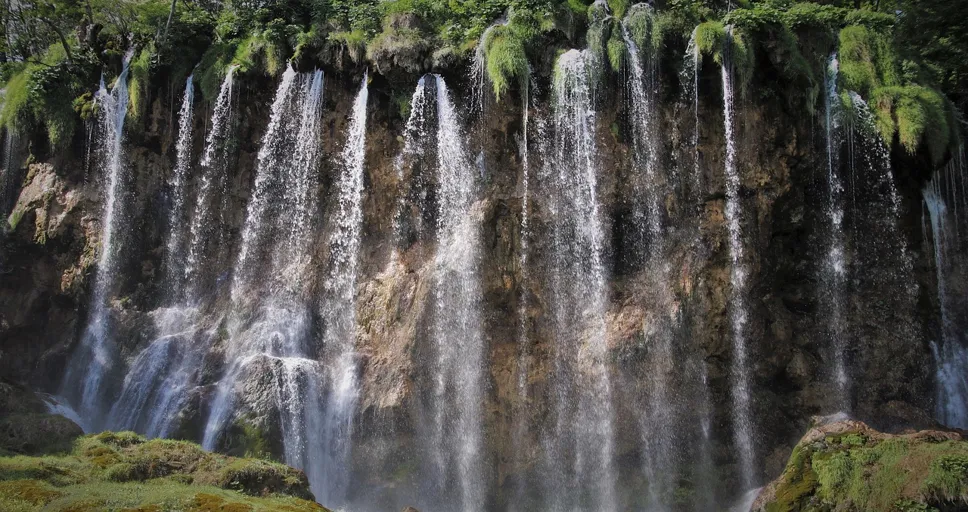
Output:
[[722, 34, 756, 489], [823, 54, 850, 409], [316, 73, 369, 506], [184, 67, 235, 300], [682, 27, 702, 196], [472, 16, 508, 115], [392, 76, 433, 256], [544, 48, 616, 511], [1, 129, 22, 216], [108, 76, 214, 437], [845, 91, 918, 339], [164, 75, 195, 299], [424, 75, 485, 510], [61, 56, 133, 431], [624, 10, 680, 507], [925, 157, 968, 428], [203, 68, 329, 499]]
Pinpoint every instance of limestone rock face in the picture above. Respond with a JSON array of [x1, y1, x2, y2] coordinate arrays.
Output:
[[0, 58, 948, 505]]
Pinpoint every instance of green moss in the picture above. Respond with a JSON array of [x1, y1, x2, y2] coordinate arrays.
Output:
[[694, 21, 726, 64], [196, 42, 239, 101], [871, 85, 953, 163], [923, 454, 968, 502], [839, 25, 899, 99], [607, 0, 629, 20], [327, 30, 368, 64], [765, 444, 819, 512], [729, 27, 755, 97], [625, 5, 657, 53], [0, 432, 325, 511], [128, 47, 153, 125], [763, 428, 968, 511], [0, 70, 33, 133], [606, 26, 626, 73], [483, 25, 529, 100], [367, 25, 432, 75]]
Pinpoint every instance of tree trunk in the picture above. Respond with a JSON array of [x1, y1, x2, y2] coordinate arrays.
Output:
[[41, 18, 73, 62], [162, 0, 178, 42]]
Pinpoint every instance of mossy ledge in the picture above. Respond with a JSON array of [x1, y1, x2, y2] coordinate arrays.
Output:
[[0, 430, 331, 511], [752, 417, 968, 512]]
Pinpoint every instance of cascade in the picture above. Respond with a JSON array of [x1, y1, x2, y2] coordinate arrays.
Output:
[[184, 67, 236, 301], [423, 75, 485, 510], [1, 129, 22, 216], [203, 67, 330, 499], [925, 150, 968, 428], [543, 48, 616, 511], [822, 54, 850, 409], [315, 73, 369, 506], [682, 27, 702, 196], [722, 32, 756, 489], [392, 76, 433, 256], [680, 31, 716, 503], [61, 54, 133, 431], [845, 91, 920, 377], [163, 75, 195, 300], [623, 9, 680, 507], [106, 74, 211, 438]]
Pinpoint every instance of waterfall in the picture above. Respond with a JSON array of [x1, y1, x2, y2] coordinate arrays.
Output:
[[544, 48, 616, 511], [1, 128, 22, 216], [925, 152, 968, 428], [823, 54, 850, 409], [722, 33, 756, 488], [106, 71, 232, 438], [203, 68, 329, 499], [315, 73, 369, 506], [423, 75, 485, 510], [184, 67, 235, 301], [845, 91, 920, 387], [682, 27, 702, 197], [164, 75, 195, 300], [61, 55, 133, 431], [624, 10, 681, 507], [392, 76, 433, 256]]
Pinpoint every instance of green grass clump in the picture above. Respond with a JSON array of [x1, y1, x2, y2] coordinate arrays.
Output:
[[839, 25, 899, 98], [0, 44, 97, 149], [694, 21, 727, 63], [128, 47, 153, 125], [0, 431, 327, 511], [196, 42, 240, 101], [871, 85, 954, 163], [482, 11, 542, 100], [327, 30, 369, 64], [607, 0, 630, 20], [922, 454, 968, 502]]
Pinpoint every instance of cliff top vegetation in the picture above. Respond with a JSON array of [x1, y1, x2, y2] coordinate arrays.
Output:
[[0, 0, 965, 163]]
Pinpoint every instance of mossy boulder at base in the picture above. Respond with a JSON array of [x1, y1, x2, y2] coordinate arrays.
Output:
[[753, 416, 968, 512]]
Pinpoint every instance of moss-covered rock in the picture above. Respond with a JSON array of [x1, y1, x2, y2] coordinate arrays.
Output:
[[0, 431, 328, 511], [753, 418, 968, 511]]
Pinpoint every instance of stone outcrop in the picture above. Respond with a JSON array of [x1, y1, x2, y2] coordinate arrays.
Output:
[[0, 52, 948, 505], [753, 416, 968, 511]]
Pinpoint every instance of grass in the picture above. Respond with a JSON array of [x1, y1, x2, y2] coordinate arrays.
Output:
[[762, 427, 968, 511], [871, 85, 954, 164], [0, 431, 329, 512], [128, 47, 153, 126]]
